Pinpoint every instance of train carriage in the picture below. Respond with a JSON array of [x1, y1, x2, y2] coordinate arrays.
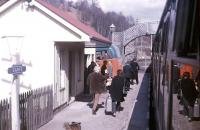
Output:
[[152, 0, 200, 130]]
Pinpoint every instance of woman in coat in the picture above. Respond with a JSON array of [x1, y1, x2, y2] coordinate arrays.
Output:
[[109, 69, 125, 111], [87, 66, 108, 115]]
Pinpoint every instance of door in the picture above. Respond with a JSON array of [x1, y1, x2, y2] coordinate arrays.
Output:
[[68, 51, 75, 97], [54, 45, 69, 108], [60, 49, 69, 104]]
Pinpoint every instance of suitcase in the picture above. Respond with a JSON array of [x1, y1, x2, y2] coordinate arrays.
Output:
[[105, 95, 116, 114]]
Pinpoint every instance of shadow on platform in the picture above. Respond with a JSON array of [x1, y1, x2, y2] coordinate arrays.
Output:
[[127, 72, 150, 130]]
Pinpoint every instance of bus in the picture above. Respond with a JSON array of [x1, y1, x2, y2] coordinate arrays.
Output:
[[96, 44, 123, 77]]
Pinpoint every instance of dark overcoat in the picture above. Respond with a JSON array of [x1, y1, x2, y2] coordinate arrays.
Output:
[[123, 64, 133, 78], [109, 75, 125, 102], [179, 78, 199, 106]]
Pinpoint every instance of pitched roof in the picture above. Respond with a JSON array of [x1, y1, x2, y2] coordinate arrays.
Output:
[[35, 0, 111, 44]]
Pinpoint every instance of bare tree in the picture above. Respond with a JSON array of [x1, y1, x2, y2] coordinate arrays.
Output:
[[47, 0, 135, 37]]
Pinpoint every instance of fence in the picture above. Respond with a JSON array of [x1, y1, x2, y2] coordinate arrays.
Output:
[[0, 98, 11, 130], [0, 86, 53, 130]]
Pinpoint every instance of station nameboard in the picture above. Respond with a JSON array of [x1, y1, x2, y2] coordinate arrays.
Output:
[[8, 64, 26, 76]]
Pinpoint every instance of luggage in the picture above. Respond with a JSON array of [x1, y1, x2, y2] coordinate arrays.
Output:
[[64, 122, 81, 130], [105, 95, 112, 113], [193, 99, 200, 117], [105, 95, 116, 114]]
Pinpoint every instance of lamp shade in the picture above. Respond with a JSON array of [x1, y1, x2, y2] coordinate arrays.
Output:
[[109, 24, 116, 32]]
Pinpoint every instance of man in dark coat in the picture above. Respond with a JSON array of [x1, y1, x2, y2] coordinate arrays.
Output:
[[130, 59, 139, 84], [110, 69, 125, 112], [177, 72, 199, 121], [123, 61, 133, 91]]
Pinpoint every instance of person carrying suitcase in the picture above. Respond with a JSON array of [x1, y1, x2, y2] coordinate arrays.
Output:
[[108, 69, 125, 116]]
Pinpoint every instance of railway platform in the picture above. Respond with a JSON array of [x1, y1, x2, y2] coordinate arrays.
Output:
[[38, 72, 151, 130]]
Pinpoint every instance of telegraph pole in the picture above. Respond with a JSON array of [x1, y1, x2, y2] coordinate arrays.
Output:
[[8, 54, 26, 130], [11, 53, 20, 130]]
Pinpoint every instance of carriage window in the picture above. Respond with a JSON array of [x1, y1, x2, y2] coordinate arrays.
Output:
[[160, 18, 169, 54], [174, 0, 199, 59], [171, 61, 200, 130], [153, 33, 160, 53]]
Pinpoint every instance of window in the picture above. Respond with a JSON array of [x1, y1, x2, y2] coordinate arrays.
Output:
[[161, 18, 169, 55], [174, 0, 199, 58]]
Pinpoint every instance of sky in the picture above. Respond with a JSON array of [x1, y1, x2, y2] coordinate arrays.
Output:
[[71, 0, 167, 22]]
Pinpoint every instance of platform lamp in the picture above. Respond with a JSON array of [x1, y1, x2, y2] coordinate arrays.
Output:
[[109, 24, 116, 41], [1, 36, 24, 130]]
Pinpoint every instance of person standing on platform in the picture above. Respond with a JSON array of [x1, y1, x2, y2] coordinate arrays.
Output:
[[101, 60, 108, 76], [123, 61, 133, 91], [130, 58, 140, 84], [109, 69, 125, 115], [87, 66, 108, 115], [107, 61, 113, 78], [177, 72, 199, 121], [84, 61, 96, 94], [87, 61, 96, 74]]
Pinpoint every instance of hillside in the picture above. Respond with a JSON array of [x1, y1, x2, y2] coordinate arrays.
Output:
[[46, 0, 135, 37]]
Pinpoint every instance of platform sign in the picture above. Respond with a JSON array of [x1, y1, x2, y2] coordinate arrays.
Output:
[[8, 64, 26, 76]]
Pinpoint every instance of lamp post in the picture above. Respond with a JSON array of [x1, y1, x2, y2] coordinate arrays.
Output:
[[109, 24, 116, 41], [1, 36, 25, 130]]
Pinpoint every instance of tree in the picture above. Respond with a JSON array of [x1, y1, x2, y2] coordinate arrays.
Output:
[[47, 0, 135, 37]]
